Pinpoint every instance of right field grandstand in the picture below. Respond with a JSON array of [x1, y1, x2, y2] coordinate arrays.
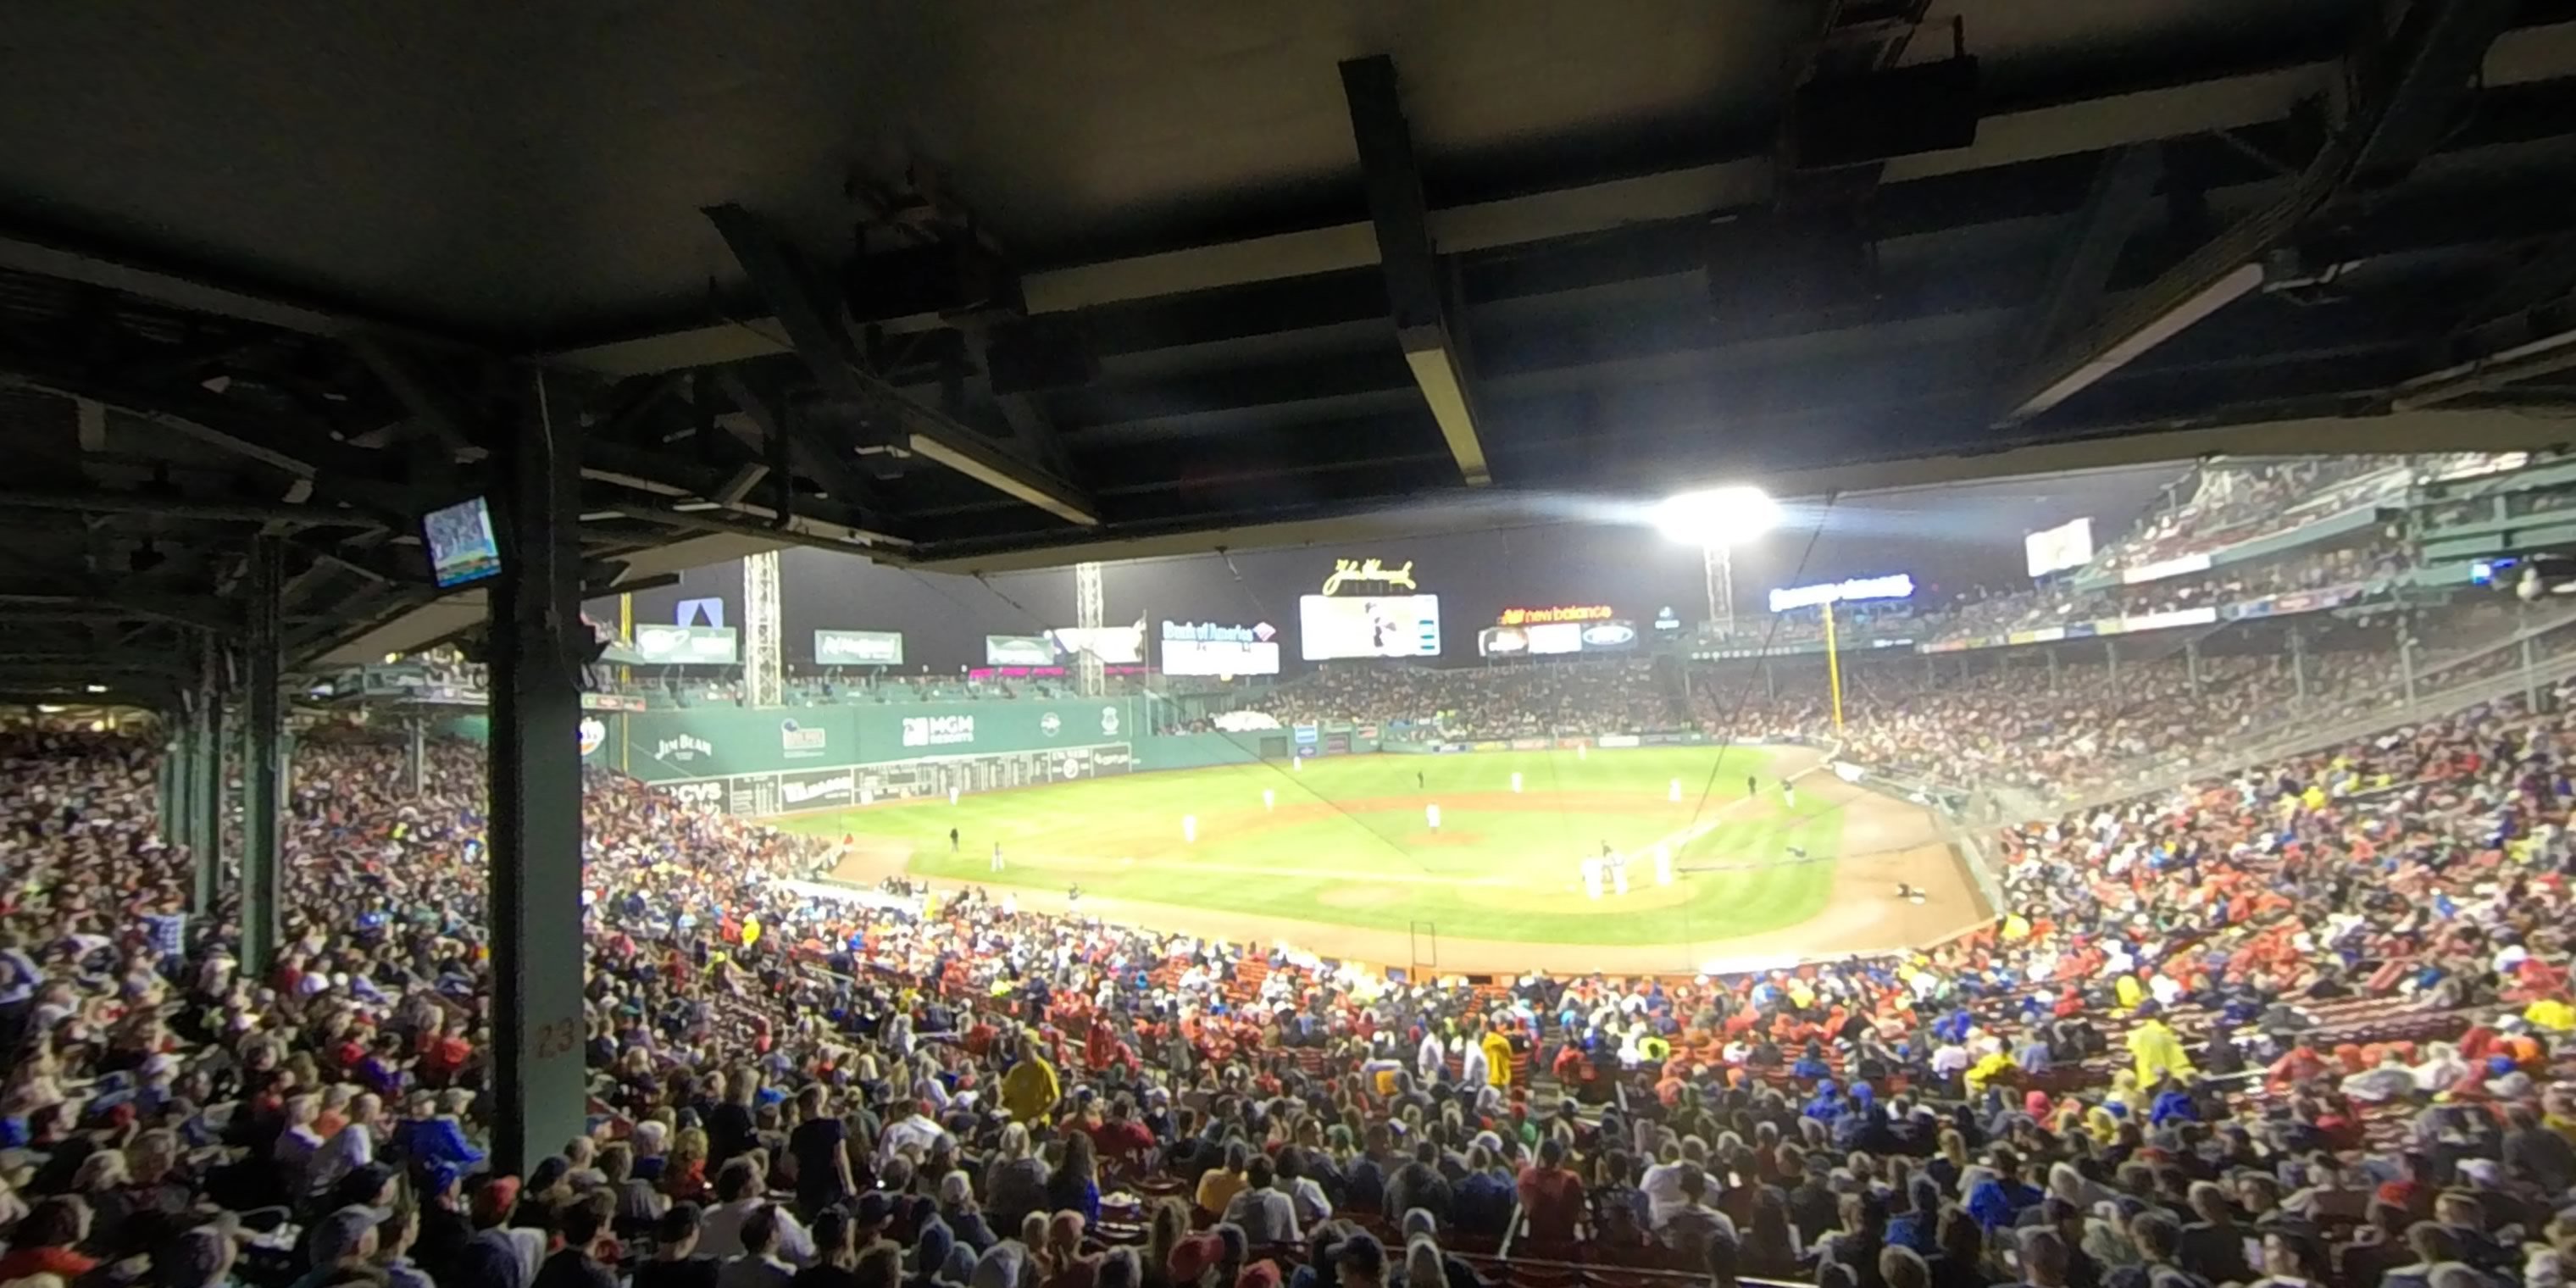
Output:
[[791, 742, 1986, 974]]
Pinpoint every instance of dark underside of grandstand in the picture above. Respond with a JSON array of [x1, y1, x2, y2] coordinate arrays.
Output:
[[4, 3, 2576, 696]]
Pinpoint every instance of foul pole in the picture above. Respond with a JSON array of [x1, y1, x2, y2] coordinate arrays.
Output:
[[1823, 602, 1844, 733]]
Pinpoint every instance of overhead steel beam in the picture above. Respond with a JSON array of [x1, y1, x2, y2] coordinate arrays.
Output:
[[0, 227, 486, 355], [602, 502, 908, 562], [2349, 0, 2530, 188], [348, 337, 481, 454], [2390, 324, 2576, 408], [0, 591, 241, 634], [580, 439, 902, 546], [700, 203, 1099, 525], [2017, 147, 2164, 364], [548, 22, 2576, 379], [1999, 0, 2525, 425], [710, 366, 880, 510], [1341, 56, 1491, 488], [0, 486, 384, 528]]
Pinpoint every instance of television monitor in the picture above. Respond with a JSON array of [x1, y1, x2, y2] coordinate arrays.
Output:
[[423, 497, 502, 588]]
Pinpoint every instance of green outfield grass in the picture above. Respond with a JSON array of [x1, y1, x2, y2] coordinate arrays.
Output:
[[778, 747, 1841, 946]]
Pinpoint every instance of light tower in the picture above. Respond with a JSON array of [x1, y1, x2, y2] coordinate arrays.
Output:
[[742, 549, 782, 707], [1702, 543, 1735, 639], [1654, 486, 1779, 639], [1074, 560, 1105, 697]]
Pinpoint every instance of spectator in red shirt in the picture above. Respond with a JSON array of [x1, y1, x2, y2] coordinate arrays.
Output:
[[0, 1195, 103, 1281], [1517, 1138, 1586, 1245], [1086, 1095, 1156, 1163]]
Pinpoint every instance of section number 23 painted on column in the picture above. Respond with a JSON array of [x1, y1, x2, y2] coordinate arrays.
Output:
[[534, 1019, 580, 1060]]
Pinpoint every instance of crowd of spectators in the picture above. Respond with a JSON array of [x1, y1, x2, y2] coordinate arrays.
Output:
[[1248, 662, 1674, 741]]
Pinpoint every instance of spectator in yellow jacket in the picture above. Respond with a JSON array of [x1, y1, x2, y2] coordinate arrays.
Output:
[[1000, 1035, 1060, 1124], [2126, 1002, 2196, 1089], [1480, 1026, 1514, 1091]]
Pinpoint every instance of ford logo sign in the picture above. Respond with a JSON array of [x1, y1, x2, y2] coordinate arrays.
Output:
[[1582, 623, 1636, 647]]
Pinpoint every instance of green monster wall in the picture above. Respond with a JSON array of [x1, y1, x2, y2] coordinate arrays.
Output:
[[609, 697, 1150, 781]]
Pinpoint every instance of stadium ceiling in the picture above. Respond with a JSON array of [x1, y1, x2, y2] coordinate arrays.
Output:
[[4, 1, 2576, 690]]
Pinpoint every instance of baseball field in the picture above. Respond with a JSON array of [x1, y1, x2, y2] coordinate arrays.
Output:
[[777, 744, 1983, 971]]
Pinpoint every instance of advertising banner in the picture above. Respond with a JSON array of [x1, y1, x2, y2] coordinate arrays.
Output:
[[1579, 619, 1640, 651], [814, 629, 904, 666], [1526, 621, 1584, 654], [778, 766, 857, 810], [1160, 620, 1282, 675], [630, 624, 739, 665], [1497, 604, 1613, 625], [1509, 737, 1551, 751], [2120, 606, 2220, 633], [2121, 552, 2213, 585], [657, 779, 732, 813], [1478, 626, 1530, 658], [1596, 734, 1642, 748], [1300, 593, 1441, 659], [1768, 574, 1914, 613], [984, 635, 1057, 667]]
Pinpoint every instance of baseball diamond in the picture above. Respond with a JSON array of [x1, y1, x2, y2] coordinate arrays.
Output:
[[782, 743, 1984, 973]]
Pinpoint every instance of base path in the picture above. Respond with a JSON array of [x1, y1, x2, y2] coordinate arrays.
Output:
[[820, 747, 1990, 977]]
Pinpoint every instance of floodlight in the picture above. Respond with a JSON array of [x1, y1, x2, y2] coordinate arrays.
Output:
[[1652, 486, 1779, 547]]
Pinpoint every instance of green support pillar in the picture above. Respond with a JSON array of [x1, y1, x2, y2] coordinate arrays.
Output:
[[2185, 639, 2202, 695], [488, 369, 591, 1172], [2289, 626, 2308, 702], [158, 719, 181, 847], [2399, 619, 2418, 708], [242, 539, 284, 978], [191, 638, 225, 918], [187, 685, 219, 917]]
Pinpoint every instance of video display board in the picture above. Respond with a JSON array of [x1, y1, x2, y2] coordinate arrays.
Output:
[[1299, 594, 1441, 659], [2024, 517, 2096, 578]]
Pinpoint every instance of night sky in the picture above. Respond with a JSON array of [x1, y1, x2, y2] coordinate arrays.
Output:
[[595, 463, 2193, 671]]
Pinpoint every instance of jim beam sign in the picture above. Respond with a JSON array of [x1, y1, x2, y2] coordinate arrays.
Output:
[[1320, 558, 1418, 596]]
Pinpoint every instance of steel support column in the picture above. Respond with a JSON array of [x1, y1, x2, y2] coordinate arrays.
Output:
[[2047, 648, 2060, 694], [241, 539, 284, 977], [158, 716, 182, 847], [409, 717, 427, 797], [190, 636, 222, 916], [2400, 620, 2419, 706], [2290, 626, 2309, 702], [487, 369, 591, 1173], [2185, 639, 2202, 694], [2105, 641, 2119, 697], [2521, 608, 2542, 710]]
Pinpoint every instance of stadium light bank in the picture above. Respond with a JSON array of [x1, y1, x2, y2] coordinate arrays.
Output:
[[1652, 485, 1780, 639]]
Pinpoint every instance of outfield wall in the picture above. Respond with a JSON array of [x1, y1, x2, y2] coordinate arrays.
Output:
[[560, 702, 1735, 821], [578, 702, 1392, 819]]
